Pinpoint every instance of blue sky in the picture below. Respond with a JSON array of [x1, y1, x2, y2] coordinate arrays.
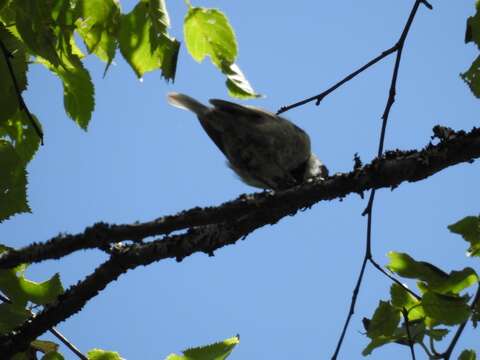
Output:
[[2, 1, 480, 359]]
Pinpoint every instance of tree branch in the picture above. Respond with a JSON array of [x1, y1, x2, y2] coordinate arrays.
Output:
[[0, 126, 479, 270], [276, 1, 432, 115], [0, 125, 479, 356], [331, 1, 433, 356]]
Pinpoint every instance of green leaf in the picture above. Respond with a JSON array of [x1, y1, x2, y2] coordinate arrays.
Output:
[[38, 55, 95, 130], [183, 6, 259, 98], [184, 7, 237, 68], [439, 268, 479, 294], [387, 252, 477, 294], [165, 335, 239, 360], [422, 291, 471, 325], [388, 252, 447, 282], [118, 0, 179, 81], [0, 260, 28, 306], [50, 0, 83, 59], [14, 0, 61, 66], [0, 111, 42, 164], [366, 301, 400, 338], [0, 23, 28, 123], [425, 328, 449, 341], [390, 284, 424, 321], [461, 56, 480, 98], [459, 349, 477, 360], [224, 63, 261, 99], [449, 215, 480, 257], [0, 303, 30, 333], [75, 0, 121, 72], [20, 273, 64, 305], [362, 337, 393, 356], [41, 352, 65, 360], [0, 140, 29, 221], [87, 349, 123, 360], [362, 317, 428, 355], [465, 2, 480, 48], [0, 262, 63, 306], [31, 340, 59, 354]]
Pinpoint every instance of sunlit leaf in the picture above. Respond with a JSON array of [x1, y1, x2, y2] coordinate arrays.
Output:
[[165, 335, 239, 360], [0, 261, 63, 306], [390, 284, 424, 321], [50, 0, 83, 59], [449, 216, 480, 257], [439, 268, 479, 294], [224, 63, 261, 99], [76, 0, 121, 72], [422, 291, 471, 326], [87, 348, 123, 360], [387, 252, 477, 294], [184, 7, 237, 68], [118, 0, 179, 81], [20, 273, 64, 305], [0, 111, 42, 164]]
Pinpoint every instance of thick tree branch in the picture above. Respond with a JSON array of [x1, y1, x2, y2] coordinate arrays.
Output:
[[0, 126, 479, 356], [0, 126, 479, 270]]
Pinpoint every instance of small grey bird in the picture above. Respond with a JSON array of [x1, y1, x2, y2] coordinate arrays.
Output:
[[167, 92, 328, 190]]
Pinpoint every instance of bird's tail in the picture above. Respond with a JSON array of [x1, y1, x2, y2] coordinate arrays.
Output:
[[167, 92, 208, 115]]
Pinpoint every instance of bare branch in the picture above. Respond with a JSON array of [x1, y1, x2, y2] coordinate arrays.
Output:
[[276, 0, 432, 115], [330, 1, 432, 357]]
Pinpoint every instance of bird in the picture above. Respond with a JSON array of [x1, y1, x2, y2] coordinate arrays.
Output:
[[167, 92, 328, 190]]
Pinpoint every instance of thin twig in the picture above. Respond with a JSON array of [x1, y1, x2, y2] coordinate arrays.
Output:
[[331, 0, 428, 357], [330, 235, 370, 360], [49, 327, 87, 360], [403, 308, 417, 360], [0, 38, 44, 144], [276, 2, 432, 115], [276, 46, 397, 114]]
